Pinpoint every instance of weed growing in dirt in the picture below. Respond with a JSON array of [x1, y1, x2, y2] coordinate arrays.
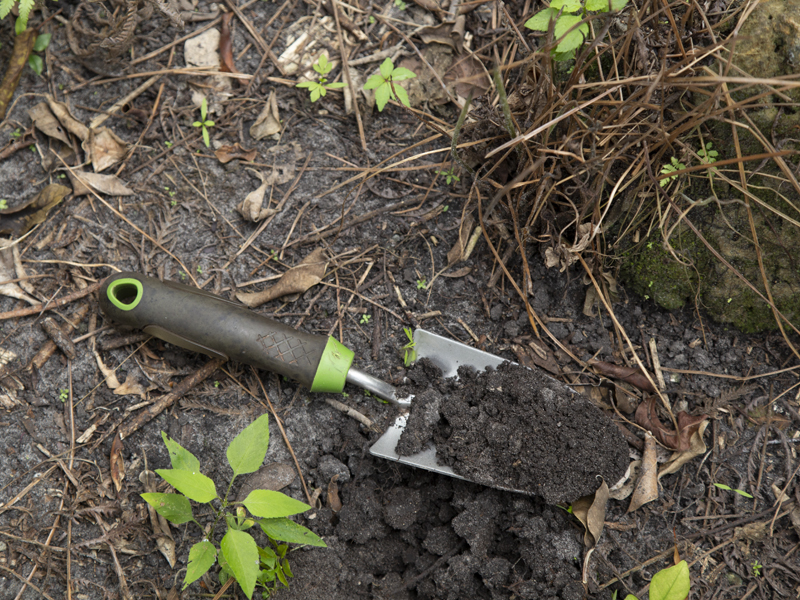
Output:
[[0, 199, 7, 210], [295, 54, 346, 102], [192, 98, 215, 148], [524, 0, 628, 61], [659, 156, 686, 188], [59, 388, 68, 402], [0, 0, 34, 33], [713, 482, 753, 498], [363, 58, 416, 111], [142, 415, 326, 599], [416, 278, 427, 290], [402, 327, 416, 366], [360, 314, 371, 325], [436, 167, 460, 185], [27, 32, 51, 76], [751, 560, 762, 577], [615, 560, 690, 600]]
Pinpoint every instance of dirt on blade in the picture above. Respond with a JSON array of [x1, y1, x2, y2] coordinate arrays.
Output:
[[398, 360, 630, 503]]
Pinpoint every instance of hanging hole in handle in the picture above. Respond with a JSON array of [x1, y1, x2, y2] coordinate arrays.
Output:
[[107, 278, 143, 311]]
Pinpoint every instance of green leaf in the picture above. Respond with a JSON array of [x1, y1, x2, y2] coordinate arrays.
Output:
[[326, 82, 347, 89], [649, 561, 690, 600], [389, 67, 416, 81], [0, 0, 15, 20], [363, 73, 386, 91], [141, 493, 194, 524], [156, 469, 217, 503], [282, 558, 293, 578], [374, 85, 391, 112], [623, 596, 638, 600], [550, 0, 582, 12], [276, 564, 288, 586], [200, 98, 208, 121], [296, 81, 316, 88], [221, 529, 260, 600], [28, 54, 43, 76], [192, 121, 202, 127], [586, 0, 628, 10], [258, 545, 278, 567], [553, 14, 588, 53], [227, 414, 270, 477], [184, 540, 217, 589], [394, 84, 411, 108], [202, 126, 210, 148], [379, 57, 394, 79], [713, 483, 732, 491], [161, 431, 201, 473], [259, 517, 327, 547], [33, 33, 51, 52], [243, 490, 311, 518], [524, 8, 557, 31], [310, 86, 322, 102]]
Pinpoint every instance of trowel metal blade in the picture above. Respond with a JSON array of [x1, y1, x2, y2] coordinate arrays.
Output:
[[368, 329, 506, 477]]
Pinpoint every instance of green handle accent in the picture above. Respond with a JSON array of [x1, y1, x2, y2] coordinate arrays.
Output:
[[98, 272, 353, 392]]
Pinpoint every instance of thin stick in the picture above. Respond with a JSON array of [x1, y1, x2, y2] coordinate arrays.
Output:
[[332, 0, 367, 151], [324, 398, 375, 429], [0, 281, 101, 321]]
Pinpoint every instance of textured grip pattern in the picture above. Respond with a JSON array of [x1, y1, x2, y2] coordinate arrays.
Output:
[[258, 331, 316, 366]]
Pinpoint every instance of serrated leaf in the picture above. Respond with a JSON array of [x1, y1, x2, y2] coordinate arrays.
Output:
[[156, 469, 217, 503], [221, 530, 260, 600], [375, 85, 391, 111], [524, 8, 558, 31], [0, 0, 15, 20], [33, 33, 51, 52], [183, 541, 217, 589], [550, 0, 582, 12], [227, 413, 270, 477], [243, 490, 311, 518], [554, 14, 588, 53], [259, 517, 327, 547], [649, 561, 690, 600], [16, 0, 33, 30], [161, 431, 201, 473], [363, 73, 385, 90], [390, 67, 416, 81], [141, 493, 194, 524], [379, 57, 394, 79]]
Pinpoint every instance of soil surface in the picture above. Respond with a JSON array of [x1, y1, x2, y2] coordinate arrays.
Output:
[[397, 360, 630, 503], [0, 1, 799, 600]]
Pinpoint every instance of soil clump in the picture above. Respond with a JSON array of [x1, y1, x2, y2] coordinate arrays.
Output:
[[397, 360, 630, 503]]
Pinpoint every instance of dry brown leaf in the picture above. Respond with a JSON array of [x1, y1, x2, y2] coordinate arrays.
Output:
[[110, 433, 125, 493], [28, 102, 71, 144], [0, 184, 71, 237], [419, 17, 466, 52], [571, 479, 609, 548], [628, 432, 659, 512], [327, 474, 343, 512], [156, 536, 177, 568], [47, 97, 89, 141], [215, 143, 257, 164], [447, 213, 475, 265], [95, 349, 121, 389], [85, 127, 128, 172], [68, 170, 134, 197], [658, 420, 709, 479], [250, 91, 281, 140], [609, 460, 639, 500], [219, 12, 240, 74], [237, 247, 328, 308], [590, 360, 656, 394], [635, 397, 708, 451], [237, 169, 277, 222], [441, 266, 472, 278], [114, 373, 149, 398], [0, 244, 38, 305]]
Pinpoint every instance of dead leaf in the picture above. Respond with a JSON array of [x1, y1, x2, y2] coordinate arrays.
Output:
[[658, 420, 709, 479], [237, 169, 277, 222], [250, 91, 282, 140], [114, 372, 148, 398], [635, 397, 708, 451], [85, 127, 128, 172], [219, 12, 240, 74], [447, 213, 475, 265], [110, 433, 125, 492], [609, 460, 639, 500], [156, 536, 177, 568], [628, 432, 659, 512], [571, 479, 609, 547], [590, 360, 656, 394], [215, 143, 257, 164], [68, 170, 134, 197], [327, 474, 342, 512], [236, 247, 328, 308], [95, 349, 121, 389], [47, 97, 89, 141], [419, 17, 466, 52], [28, 103, 71, 144], [0, 244, 38, 305], [441, 266, 472, 278], [0, 184, 71, 237]]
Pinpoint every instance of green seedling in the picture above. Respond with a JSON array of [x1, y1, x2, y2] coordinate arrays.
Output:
[[402, 327, 416, 366], [296, 54, 346, 102], [524, 0, 629, 61], [0, 199, 7, 210], [751, 559, 762, 577], [713, 483, 753, 498], [10, 128, 21, 138], [142, 416, 326, 599], [436, 168, 460, 185], [0, 0, 35, 34], [59, 388, 68, 402], [27, 33, 51, 76], [360, 314, 371, 325], [214, 381, 220, 388], [659, 157, 686, 188], [618, 560, 690, 600], [192, 98, 215, 148], [394, 0, 407, 9], [196, 266, 203, 274], [697, 141, 718, 165], [363, 58, 416, 112], [164, 140, 174, 149], [416, 278, 427, 290]]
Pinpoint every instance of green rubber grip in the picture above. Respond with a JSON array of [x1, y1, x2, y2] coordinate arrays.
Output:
[[98, 272, 354, 393]]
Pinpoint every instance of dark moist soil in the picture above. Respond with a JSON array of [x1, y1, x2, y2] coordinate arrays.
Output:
[[397, 360, 630, 504]]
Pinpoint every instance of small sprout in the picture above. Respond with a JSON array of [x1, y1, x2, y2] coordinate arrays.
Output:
[[751, 560, 762, 577], [394, 0, 407, 9], [295, 54, 346, 102], [0, 199, 7, 210], [441, 205, 449, 212], [360, 314, 371, 325], [436, 168, 460, 186], [698, 141, 718, 165], [196, 266, 203, 274], [165, 140, 174, 148], [170, 199, 177, 207], [214, 381, 220, 388], [402, 327, 416, 366], [368, 15, 375, 23], [341, 392, 349, 397], [659, 157, 686, 187], [59, 389, 69, 402], [192, 98, 215, 148], [179, 271, 187, 281], [10, 128, 21, 138], [416, 278, 427, 290], [363, 58, 416, 112], [713, 483, 753, 498]]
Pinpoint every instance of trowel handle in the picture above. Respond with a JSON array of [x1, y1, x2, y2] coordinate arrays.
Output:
[[98, 272, 354, 392]]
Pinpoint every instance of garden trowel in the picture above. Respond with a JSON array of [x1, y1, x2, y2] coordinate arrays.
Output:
[[98, 272, 515, 486]]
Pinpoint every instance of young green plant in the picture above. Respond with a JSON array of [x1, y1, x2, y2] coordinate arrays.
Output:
[[0, 0, 35, 33], [402, 327, 416, 366], [363, 58, 416, 112], [295, 54, 346, 102], [27, 32, 51, 76], [524, 0, 629, 61], [617, 560, 690, 600], [192, 98, 215, 148], [142, 415, 326, 599]]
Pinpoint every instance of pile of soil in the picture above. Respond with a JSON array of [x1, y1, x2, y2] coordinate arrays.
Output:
[[397, 361, 630, 503]]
